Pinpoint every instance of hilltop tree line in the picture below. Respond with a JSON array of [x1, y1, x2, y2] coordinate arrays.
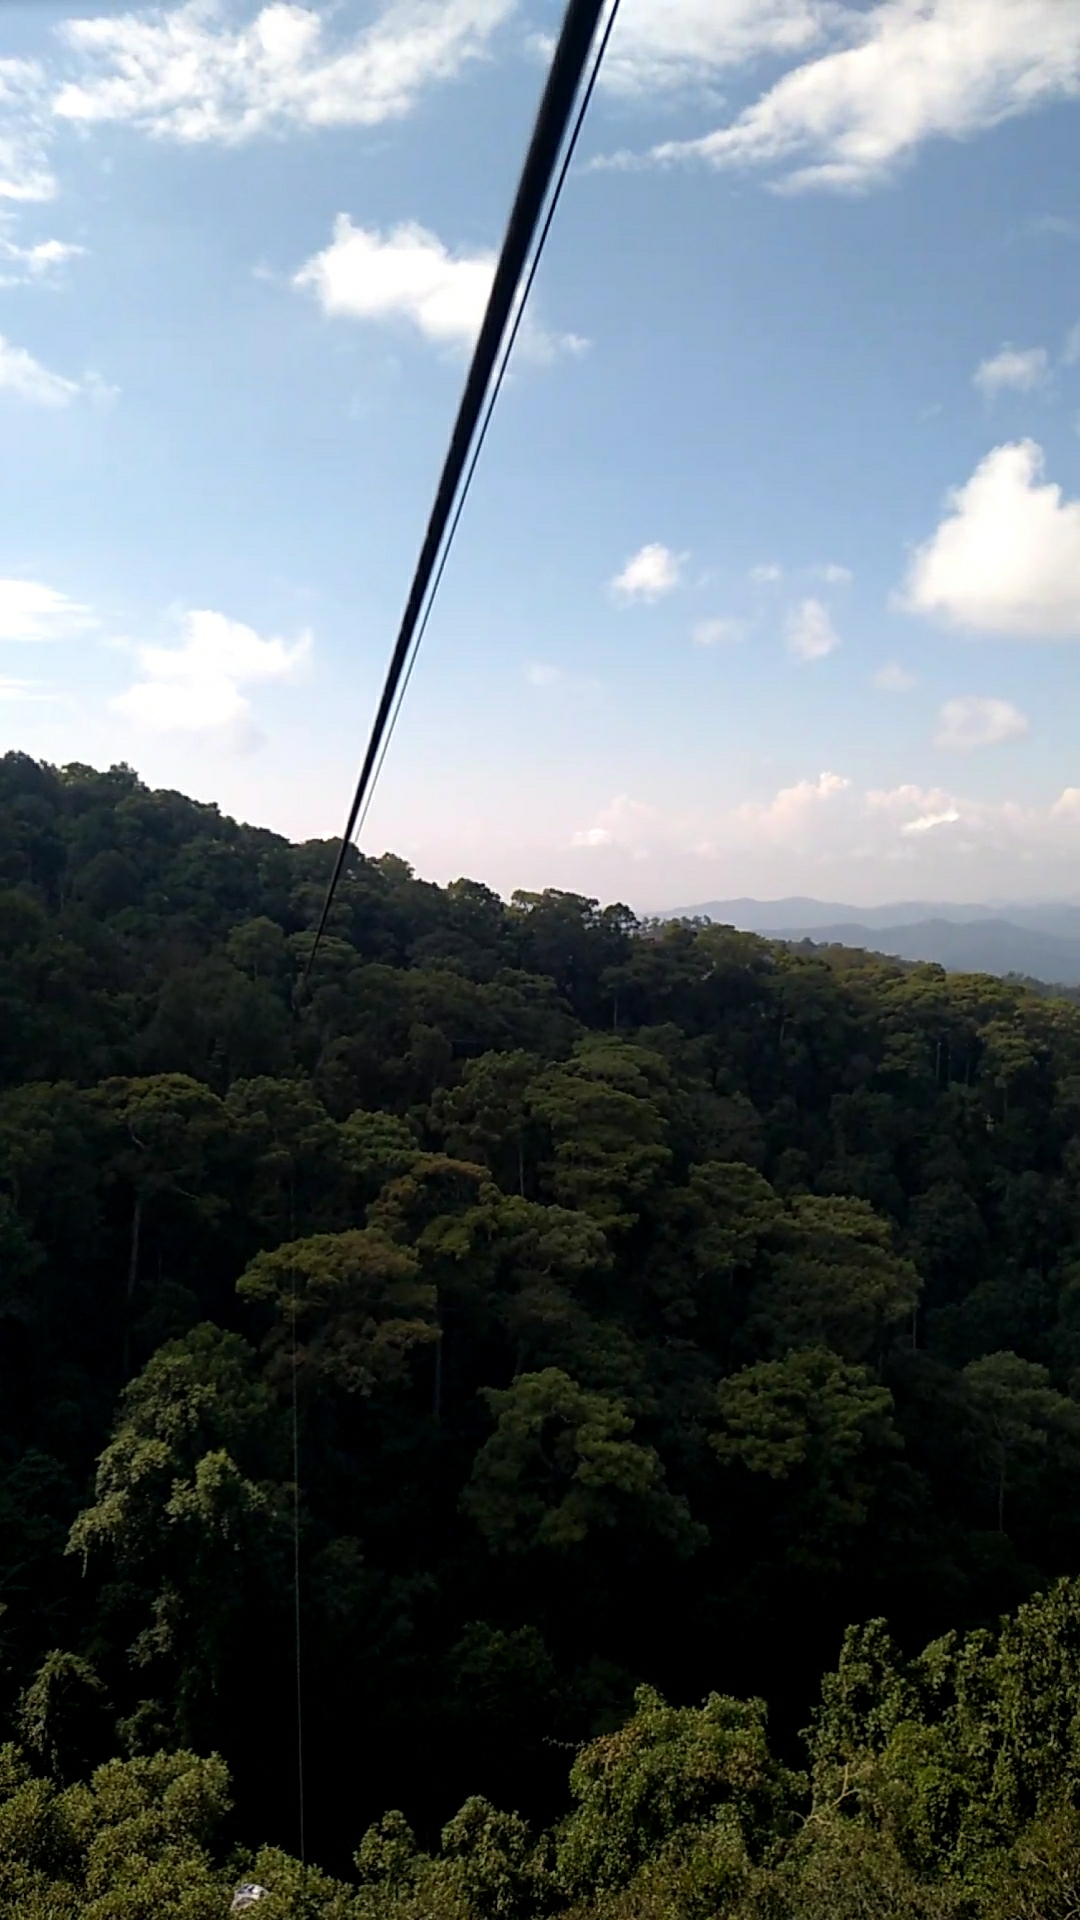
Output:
[[4, 751, 1080, 1911]]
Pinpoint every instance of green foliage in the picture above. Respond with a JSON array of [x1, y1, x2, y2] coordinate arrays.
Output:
[[0, 1744, 232, 1917], [714, 1350, 900, 1566], [555, 1685, 802, 1896], [8, 1590, 1080, 1915], [8, 755, 1080, 1901], [804, 1577, 1080, 1877], [17, 1651, 108, 1782], [961, 1351, 1080, 1530], [463, 1370, 700, 1556], [527, 1043, 674, 1229], [67, 1325, 290, 1747], [238, 1229, 437, 1397], [749, 1194, 922, 1364]]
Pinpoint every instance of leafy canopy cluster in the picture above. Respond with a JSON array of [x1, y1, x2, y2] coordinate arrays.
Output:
[[3, 754, 1080, 1896], [9, 1581, 1080, 1917]]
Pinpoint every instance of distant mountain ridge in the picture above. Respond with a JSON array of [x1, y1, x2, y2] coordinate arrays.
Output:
[[658, 897, 1080, 986], [666, 896, 1080, 935]]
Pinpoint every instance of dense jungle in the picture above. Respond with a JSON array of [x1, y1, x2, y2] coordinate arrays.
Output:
[[4, 749, 1080, 1916]]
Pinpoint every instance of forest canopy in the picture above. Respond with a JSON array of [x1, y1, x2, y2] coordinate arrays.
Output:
[[3, 751, 1080, 1914]]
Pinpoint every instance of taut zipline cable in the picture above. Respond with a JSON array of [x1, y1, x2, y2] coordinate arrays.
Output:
[[303, 0, 620, 983], [348, 0, 622, 860]]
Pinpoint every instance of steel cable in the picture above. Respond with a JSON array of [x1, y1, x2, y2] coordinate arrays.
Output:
[[303, 0, 619, 981]]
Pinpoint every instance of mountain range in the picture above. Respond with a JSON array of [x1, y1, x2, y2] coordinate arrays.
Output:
[[660, 898, 1080, 986]]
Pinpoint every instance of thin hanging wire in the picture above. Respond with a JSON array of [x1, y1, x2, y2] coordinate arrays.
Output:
[[302, 0, 619, 985], [291, 1264, 305, 1865], [350, 0, 623, 857]]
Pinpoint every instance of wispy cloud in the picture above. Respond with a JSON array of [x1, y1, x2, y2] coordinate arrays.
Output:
[[692, 617, 745, 646], [1030, 214, 1080, 240], [113, 608, 310, 745], [0, 336, 104, 406], [0, 59, 55, 203], [786, 596, 839, 661], [0, 233, 84, 286], [610, 0, 1080, 193], [53, 0, 517, 142], [524, 660, 600, 692], [974, 344, 1049, 396], [0, 578, 95, 640], [874, 661, 917, 692], [933, 696, 1029, 749], [601, 0, 836, 96], [571, 792, 661, 857], [0, 676, 56, 701], [900, 806, 960, 834]]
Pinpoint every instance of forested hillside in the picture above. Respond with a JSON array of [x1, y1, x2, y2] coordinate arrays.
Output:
[[5, 751, 1080, 1914]]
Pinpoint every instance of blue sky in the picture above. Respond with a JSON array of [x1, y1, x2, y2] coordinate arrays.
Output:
[[2, 0, 1080, 907]]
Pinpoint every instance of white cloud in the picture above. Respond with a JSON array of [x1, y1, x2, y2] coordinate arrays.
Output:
[[901, 806, 961, 833], [296, 217, 493, 349], [732, 769, 852, 839], [874, 660, 918, 691], [571, 772, 1080, 896], [1030, 215, 1080, 240], [0, 60, 55, 203], [54, 0, 516, 142], [786, 596, 839, 661], [0, 335, 84, 406], [294, 215, 580, 358], [974, 344, 1049, 395], [578, 773, 855, 864], [601, 0, 837, 95], [815, 561, 853, 583], [1062, 320, 1080, 366], [611, 543, 683, 602], [0, 578, 95, 640], [571, 793, 661, 857], [903, 440, 1080, 638], [0, 677, 52, 700], [113, 608, 310, 742], [635, 0, 1080, 192], [750, 562, 783, 583], [934, 695, 1029, 749], [525, 659, 600, 694], [692, 617, 745, 646], [0, 233, 84, 286]]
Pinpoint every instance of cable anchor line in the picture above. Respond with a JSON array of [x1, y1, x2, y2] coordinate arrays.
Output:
[[303, 0, 618, 983]]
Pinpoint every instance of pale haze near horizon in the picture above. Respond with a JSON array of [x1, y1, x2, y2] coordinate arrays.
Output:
[[2, 0, 1080, 911]]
